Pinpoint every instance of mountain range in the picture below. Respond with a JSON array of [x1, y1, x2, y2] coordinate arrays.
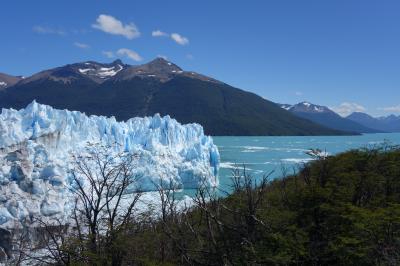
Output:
[[279, 102, 381, 134], [347, 112, 400, 132], [0, 58, 347, 136]]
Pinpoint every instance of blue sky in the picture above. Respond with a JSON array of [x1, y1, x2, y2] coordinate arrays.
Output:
[[1, 0, 399, 116]]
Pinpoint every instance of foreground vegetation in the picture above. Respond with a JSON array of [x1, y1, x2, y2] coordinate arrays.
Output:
[[21, 145, 400, 265]]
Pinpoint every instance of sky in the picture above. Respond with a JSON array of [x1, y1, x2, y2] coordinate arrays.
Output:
[[1, 0, 399, 117]]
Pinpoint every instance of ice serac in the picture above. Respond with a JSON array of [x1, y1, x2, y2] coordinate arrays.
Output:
[[0, 101, 220, 228]]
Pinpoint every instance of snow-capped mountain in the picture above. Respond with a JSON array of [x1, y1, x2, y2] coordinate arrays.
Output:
[[347, 112, 400, 132], [279, 102, 380, 133], [0, 101, 219, 228], [18, 59, 128, 85], [0, 73, 23, 89], [0, 58, 345, 136], [14, 58, 220, 86], [281, 102, 332, 114]]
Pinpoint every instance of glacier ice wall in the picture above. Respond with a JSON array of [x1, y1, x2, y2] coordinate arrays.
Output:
[[0, 101, 219, 228]]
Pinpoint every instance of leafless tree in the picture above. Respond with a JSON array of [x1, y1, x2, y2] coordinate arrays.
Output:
[[29, 142, 142, 265], [155, 169, 273, 265]]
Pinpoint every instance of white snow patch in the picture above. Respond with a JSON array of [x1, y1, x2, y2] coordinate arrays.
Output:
[[78, 68, 91, 74], [281, 105, 292, 110], [79, 64, 123, 78], [313, 106, 325, 112]]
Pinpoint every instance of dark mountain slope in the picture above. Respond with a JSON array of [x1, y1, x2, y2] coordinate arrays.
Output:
[[146, 77, 346, 135], [0, 58, 350, 136]]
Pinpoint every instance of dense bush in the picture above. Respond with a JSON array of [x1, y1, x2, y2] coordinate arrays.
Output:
[[32, 146, 400, 265]]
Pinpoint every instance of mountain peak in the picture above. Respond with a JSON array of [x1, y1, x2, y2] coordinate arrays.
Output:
[[347, 112, 373, 119], [113, 57, 184, 82], [288, 101, 332, 114], [151, 57, 169, 63], [111, 59, 123, 65], [145, 57, 182, 71]]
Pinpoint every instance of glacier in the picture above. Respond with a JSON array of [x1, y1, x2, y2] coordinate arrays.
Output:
[[0, 101, 219, 228]]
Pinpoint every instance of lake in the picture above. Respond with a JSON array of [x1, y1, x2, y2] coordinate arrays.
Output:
[[213, 133, 400, 192]]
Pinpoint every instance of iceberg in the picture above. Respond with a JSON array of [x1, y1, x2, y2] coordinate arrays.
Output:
[[0, 101, 219, 228]]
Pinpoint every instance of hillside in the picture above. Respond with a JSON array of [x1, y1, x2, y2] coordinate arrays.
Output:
[[0, 58, 349, 136]]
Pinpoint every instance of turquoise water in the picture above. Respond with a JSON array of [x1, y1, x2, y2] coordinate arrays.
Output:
[[213, 133, 400, 191]]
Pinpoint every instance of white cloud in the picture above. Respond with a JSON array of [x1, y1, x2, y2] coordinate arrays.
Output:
[[92, 14, 140, 39], [33, 25, 65, 35], [295, 91, 303, 96], [186, 54, 194, 60], [152, 30, 168, 37], [152, 30, 190, 46], [378, 105, 400, 113], [117, 48, 142, 62], [171, 33, 189, 45], [330, 102, 366, 117], [74, 42, 90, 49], [102, 51, 115, 58]]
